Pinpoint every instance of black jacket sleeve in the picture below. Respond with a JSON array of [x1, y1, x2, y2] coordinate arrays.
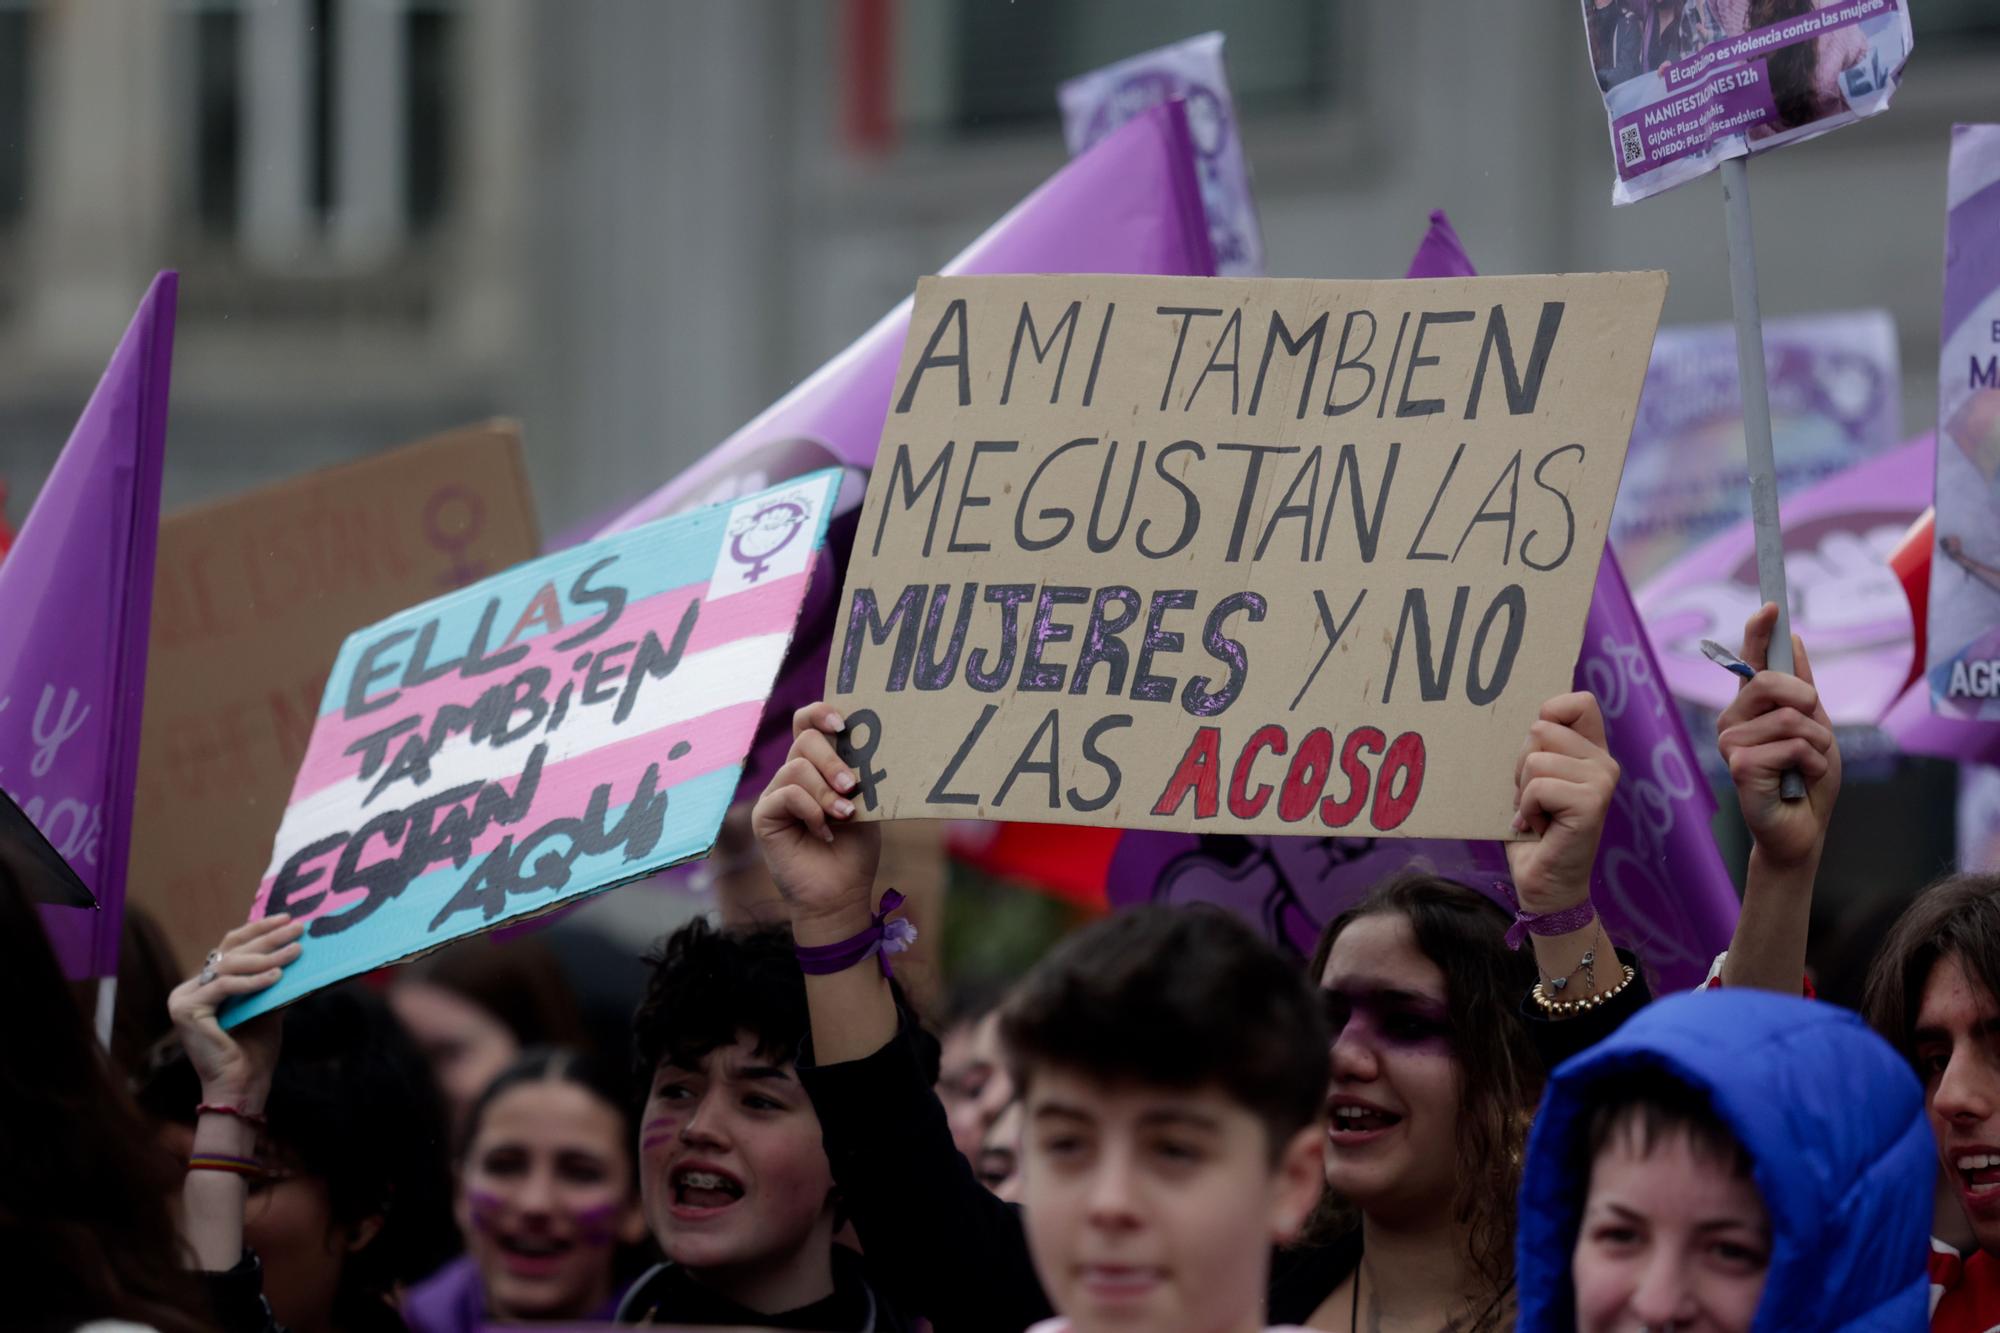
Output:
[[798, 1028, 1054, 1333], [204, 1250, 284, 1333], [1519, 946, 1653, 1073]]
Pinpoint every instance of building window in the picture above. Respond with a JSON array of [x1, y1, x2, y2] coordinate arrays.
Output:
[[897, 0, 1339, 140], [0, 2, 33, 231], [182, 0, 455, 269], [1915, 0, 2000, 43]]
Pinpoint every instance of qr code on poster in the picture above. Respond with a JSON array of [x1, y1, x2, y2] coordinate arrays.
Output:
[[1619, 124, 1645, 168]]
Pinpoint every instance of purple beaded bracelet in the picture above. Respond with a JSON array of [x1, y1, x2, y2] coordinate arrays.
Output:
[[794, 890, 918, 979]]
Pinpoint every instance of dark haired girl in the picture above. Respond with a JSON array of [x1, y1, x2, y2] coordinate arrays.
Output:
[[168, 917, 459, 1333], [405, 1048, 650, 1332]]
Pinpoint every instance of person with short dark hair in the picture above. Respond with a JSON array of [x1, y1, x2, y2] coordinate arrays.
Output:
[[1863, 870, 2000, 1325], [993, 905, 1328, 1333], [615, 917, 927, 1329], [1516, 989, 1933, 1330], [403, 1047, 651, 1333]]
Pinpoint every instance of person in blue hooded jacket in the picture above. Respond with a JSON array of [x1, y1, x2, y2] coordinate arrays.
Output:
[[1515, 988, 1935, 1331]]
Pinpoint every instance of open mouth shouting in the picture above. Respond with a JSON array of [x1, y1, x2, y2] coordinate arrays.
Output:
[[492, 1229, 578, 1280], [1328, 1095, 1403, 1146], [1952, 1144, 2000, 1217], [669, 1160, 747, 1220]]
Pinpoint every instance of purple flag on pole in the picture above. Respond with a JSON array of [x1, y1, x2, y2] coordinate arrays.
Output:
[[1109, 212, 1736, 990], [1575, 545, 1740, 987], [4, 273, 176, 978]]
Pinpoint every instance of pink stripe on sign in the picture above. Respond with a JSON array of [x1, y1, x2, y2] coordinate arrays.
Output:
[[290, 573, 805, 804], [250, 696, 767, 925]]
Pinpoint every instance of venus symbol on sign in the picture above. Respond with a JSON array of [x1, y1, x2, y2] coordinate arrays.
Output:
[[728, 499, 808, 583], [425, 486, 489, 589]]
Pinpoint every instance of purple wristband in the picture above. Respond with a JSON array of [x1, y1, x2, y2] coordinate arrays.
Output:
[[794, 890, 918, 979], [1496, 880, 1596, 951]]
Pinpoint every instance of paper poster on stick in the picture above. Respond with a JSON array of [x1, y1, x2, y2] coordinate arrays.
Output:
[[827, 274, 1666, 840], [1581, 0, 1912, 205], [221, 470, 841, 1027]]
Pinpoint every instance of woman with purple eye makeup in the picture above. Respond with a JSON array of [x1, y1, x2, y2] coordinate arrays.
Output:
[[1276, 611, 1836, 1330], [1273, 690, 1625, 1330], [403, 1048, 652, 1333]]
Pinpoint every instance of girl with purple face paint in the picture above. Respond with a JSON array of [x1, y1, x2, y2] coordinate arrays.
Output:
[[403, 1048, 651, 1333], [1275, 692, 1629, 1329]]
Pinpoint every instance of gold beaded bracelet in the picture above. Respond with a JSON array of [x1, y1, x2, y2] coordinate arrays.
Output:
[[1531, 963, 1637, 1017]]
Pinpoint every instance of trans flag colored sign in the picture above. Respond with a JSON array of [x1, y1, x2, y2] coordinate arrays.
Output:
[[222, 471, 841, 1026]]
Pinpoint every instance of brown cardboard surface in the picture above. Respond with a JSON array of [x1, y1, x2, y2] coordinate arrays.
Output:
[[827, 273, 1666, 840], [128, 421, 541, 972]]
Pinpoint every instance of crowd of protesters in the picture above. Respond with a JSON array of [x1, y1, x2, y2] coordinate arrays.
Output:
[[7, 603, 1998, 1331]]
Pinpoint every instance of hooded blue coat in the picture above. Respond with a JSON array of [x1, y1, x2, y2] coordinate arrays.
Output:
[[1515, 989, 1934, 1331]]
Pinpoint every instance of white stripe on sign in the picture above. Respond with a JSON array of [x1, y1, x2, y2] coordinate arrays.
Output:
[[262, 630, 791, 874]]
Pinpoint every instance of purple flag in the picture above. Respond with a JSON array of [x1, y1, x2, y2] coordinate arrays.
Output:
[[1575, 546, 1739, 987], [591, 103, 1216, 812], [1109, 212, 1736, 990], [1402, 208, 1479, 280], [5, 273, 176, 978]]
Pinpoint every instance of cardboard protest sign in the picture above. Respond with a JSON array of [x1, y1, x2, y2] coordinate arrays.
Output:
[[129, 423, 542, 974], [828, 273, 1666, 841], [1928, 124, 2000, 720], [1582, 0, 1912, 205], [219, 470, 842, 1027]]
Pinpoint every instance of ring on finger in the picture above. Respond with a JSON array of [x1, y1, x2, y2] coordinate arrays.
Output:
[[199, 965, 219, 985]]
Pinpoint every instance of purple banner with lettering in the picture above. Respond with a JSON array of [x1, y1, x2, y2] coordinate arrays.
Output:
[[1927, 124, 2000, 720], [6, 274, 176, 978], [1107, 212, 1736, 990], [1581, 0, 1912, 205]]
